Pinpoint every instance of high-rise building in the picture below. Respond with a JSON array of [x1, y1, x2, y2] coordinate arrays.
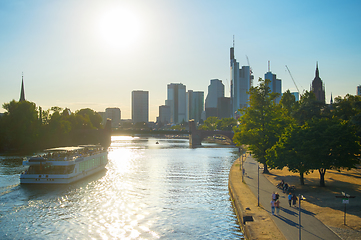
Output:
[[217, 97, 231, 119], [166, 83, 186, 124], [230, 46, 253, 117], [105, 108, 121, 128], [187, 90, 204, 123], [132, 90, 149, 123], [310, 62, 325, 103], [205, 79, 224, 118], [357, 85, 361, 96], [265, 68, 282, 104], [159, 105, 171, 124]]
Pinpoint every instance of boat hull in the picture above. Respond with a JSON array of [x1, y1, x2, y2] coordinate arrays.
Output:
[[20, 146, 108, 184]]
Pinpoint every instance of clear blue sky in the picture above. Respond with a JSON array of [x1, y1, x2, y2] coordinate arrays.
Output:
[[1, 0, 360, 121]]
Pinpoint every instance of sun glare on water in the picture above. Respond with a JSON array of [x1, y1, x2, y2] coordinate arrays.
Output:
[[97, 6, 142, 51]]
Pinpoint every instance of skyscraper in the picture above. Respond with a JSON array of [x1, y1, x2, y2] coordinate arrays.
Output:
[[310, 62, 325, 103], [166, 83, 186, 124], [205, 79, 224, 118], [264, 66, 282, 104], [159, 105, 171, 124], [132, 90, 149, 123], [230, 46, 253, 117], [187, 90, 204, 123], [357, 85, 361, 96]]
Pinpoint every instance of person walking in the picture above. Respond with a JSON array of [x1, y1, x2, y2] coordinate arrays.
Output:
[[271, 199, 276, 215], [275, 199, 280, 215], [292, 193, 298, 207], [272, 191, 276, 201], [288, 192, 292, 207]]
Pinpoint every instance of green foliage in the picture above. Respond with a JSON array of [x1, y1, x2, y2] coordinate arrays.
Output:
[[1, 100, 40, 151], [0, 100, 103, 152], [198, 116, 218, 130], [233, 78, 290, 173], [268, 118, 361, 187], [170, 124, 185, 131], [292, 91, 326, 125]]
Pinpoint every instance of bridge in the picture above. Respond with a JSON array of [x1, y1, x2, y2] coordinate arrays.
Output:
[[188, 120, 234, 147]]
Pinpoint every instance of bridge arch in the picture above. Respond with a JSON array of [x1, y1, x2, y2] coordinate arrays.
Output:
[[188, 120, 234, 147]]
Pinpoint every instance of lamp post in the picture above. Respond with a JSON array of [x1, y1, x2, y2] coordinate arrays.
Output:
[[257, 164, 260, 206], [298, 194, 306, 240]]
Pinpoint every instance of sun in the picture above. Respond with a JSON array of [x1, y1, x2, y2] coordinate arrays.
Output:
[[97, 7, 142, 51]]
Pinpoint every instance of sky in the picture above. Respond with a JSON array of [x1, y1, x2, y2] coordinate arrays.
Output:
[[1, 0, 360, 121]]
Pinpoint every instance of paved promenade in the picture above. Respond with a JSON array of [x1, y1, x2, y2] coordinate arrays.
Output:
[[243, 155, 341, 240]]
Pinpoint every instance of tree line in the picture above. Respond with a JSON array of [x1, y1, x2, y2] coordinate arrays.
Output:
[[0, 100, 103, 153], [233, 78, 361, 187]]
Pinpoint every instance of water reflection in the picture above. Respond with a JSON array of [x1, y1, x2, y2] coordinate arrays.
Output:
[[0, 136, 242, 239]]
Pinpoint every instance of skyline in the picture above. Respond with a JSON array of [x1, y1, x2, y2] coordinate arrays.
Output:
[[1, 0, 360, 121]]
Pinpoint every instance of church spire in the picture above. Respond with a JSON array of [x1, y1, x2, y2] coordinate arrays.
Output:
[[315, 61, 319, 78], [19, 73, 25, 102]]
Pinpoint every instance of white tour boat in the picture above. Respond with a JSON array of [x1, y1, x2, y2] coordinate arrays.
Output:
[[20, 145, 108, 184]]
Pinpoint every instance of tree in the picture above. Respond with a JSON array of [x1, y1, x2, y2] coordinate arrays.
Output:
[[198, 116, 218, 131], [1, 100, 40, 151], [233, 78, 287, 173], [268, 117, 361, 187], [267, 124, 315, 185], [216, 117, 237, 131], [76, 108, 103, 129], [279, 90, 297, 117], [292, 91, 326, 125]]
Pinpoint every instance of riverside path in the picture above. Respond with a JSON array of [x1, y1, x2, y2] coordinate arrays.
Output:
[[243, 155, 340, 240]]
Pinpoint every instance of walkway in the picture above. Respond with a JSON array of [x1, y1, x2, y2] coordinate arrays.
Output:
[[243, 155, 340, 240]]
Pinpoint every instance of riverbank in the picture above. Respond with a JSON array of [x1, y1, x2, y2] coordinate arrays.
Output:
[[229, 156, 361, 240], [229, 157, 285, 239]]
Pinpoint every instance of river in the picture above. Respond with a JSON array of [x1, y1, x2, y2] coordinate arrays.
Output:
[[0, 136, 243, 239]]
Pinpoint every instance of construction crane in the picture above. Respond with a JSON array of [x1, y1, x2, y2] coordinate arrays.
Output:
[[285, 65, 300, 94]]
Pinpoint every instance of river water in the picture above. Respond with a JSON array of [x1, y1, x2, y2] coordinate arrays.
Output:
[[0, 136, 243, 239]]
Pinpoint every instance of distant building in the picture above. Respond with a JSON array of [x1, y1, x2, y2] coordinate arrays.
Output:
[[230, 46, 253, 117], [310, 62, 325, 103], [357, 85, 361, 96], [217, 97, 231, 119], [159, 105, 171, 124], [205, 79, 224, 119], [132, 90, 149, 123], [265, 69, 282, 104], [187, 90, 204, 123], [105, 108, 121, 128], [166, 83, 186, 124], [20, 74, 25, 102]]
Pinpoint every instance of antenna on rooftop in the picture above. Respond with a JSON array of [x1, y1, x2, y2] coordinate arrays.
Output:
[[233, 35, 235, 48], [268, 61, 270, 72]]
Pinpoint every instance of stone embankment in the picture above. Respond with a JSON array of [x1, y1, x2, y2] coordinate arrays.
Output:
[[228, 157, 285, 240]]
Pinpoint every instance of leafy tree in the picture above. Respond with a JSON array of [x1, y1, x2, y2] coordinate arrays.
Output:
[[198, 116, 218, 131], [233, 78, 287, 173], [170, 124, 185, 131], [333, 94, 361, 121], [1, 100, 40, 151], [216, 117, 237, 131], [268, 117, 361, 187], [267, 123, 314, 185], [75, 108, 103, 129], [279, 90, 297, 116], [292, 91, 326, 125]]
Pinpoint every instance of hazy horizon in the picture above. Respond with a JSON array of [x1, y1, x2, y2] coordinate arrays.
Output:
[[1, 0, 360, 121]]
